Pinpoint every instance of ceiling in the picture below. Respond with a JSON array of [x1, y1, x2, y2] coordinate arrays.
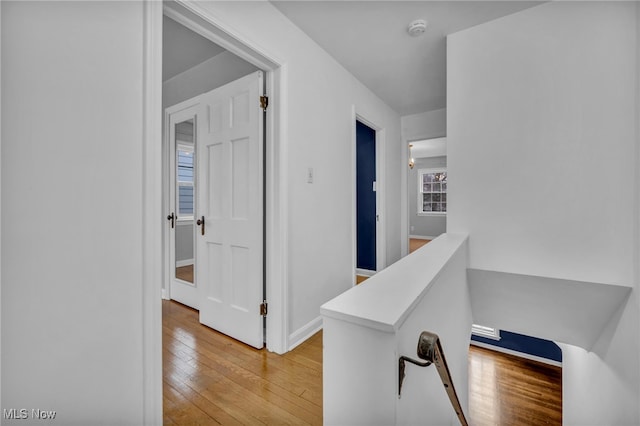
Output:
[[163, 15, 226, 81], [271, 1, 543, 116]]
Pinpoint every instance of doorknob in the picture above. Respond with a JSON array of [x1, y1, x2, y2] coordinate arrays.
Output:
[[167, 212, 175, 229], [196, 216, 205, 235]]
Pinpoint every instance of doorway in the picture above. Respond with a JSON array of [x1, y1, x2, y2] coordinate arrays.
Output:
[[407, 137, 447, 250], [142, 2, 287, 421], [353, 114, 385, 284], [356, 121, 377, 273], [160, 1, 285, 353], [162, 12, 265, 348]]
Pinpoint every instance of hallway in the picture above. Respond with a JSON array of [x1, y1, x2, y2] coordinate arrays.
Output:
[[163, 300, 561, 425]]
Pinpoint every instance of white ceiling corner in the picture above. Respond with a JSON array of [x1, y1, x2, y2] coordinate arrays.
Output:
[[163, 15, 227, 82], [270, 1, 544, 116]]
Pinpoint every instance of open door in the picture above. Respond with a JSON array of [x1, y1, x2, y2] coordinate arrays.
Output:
[[196, 71, 265, 349], [167, 104, 199, 309]]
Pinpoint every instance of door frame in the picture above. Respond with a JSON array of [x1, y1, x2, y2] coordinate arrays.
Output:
[[142, 1, 288, 422], [352, 108, 386, 284]]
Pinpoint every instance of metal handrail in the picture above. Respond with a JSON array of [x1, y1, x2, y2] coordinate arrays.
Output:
[[398, 331, 469, 426]]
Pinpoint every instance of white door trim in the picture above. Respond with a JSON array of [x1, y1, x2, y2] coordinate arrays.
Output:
[[143, 0, 289, 419], [145, 0, 288, 385], [141, 1, 163, 424], [0, 1, 4, 412], [163, 0, 288, 355], [351, 107, 387, 284]]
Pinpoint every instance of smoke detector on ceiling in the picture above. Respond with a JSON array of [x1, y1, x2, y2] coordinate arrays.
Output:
[[407, 19, 428, 37]]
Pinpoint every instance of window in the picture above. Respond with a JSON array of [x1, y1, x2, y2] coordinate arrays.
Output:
[[471, 324, 501, 340], [418, 168, 447, 214], [176, 144, 194, 218]]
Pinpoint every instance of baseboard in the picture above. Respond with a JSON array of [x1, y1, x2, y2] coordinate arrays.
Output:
[[470, 340, 562, 367], [288, 316, 323, 351], [176, 259, 194, 268], [162, 288, 170, 300], [410, 235, 437, 240], [356, 268, 376, 277]]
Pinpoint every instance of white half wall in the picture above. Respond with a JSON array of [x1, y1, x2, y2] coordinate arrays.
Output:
[[322, 234, 472, 425], [2, 2, 147, 423], [447, 2, 639, 423], [188, 1, 403, 346]]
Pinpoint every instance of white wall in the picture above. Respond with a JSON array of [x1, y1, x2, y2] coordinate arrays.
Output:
[[636, 0, 640, 415], [2, 2, 146, 423], [401, 108, 446, 143], [0, 1, 3, 412], [447, 1, 639, 423], [191, 2, 403, 345], [448, 2, 636, 286]]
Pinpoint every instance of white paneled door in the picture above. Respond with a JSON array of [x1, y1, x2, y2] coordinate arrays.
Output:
[[196, 71, 265, 349]]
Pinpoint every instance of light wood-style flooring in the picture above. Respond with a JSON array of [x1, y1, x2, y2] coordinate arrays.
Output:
[[175, 265, 194, 283], [163, 300, 322, 425], [163, 300, 561, 425], [355, 274, 369, 284], [469, 345, 562, 425], [409, 237, 431, 253]]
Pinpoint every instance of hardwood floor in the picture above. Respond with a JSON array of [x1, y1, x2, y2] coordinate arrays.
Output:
[[355, 275, 369, 284], [163, 300, 322, 425], [409, 238, 431, 253], [163, 301, 561, 425], [175, 264, 194, 283], [468, 345, 562, 426]]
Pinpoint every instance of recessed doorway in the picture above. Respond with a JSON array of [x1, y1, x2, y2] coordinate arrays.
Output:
[[407, 137, 447, 249]]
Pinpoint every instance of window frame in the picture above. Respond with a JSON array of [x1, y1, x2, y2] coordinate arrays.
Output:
[[417, 167, 447, 216], [471, 324, 501, 341], [176, 142, 194, 220]]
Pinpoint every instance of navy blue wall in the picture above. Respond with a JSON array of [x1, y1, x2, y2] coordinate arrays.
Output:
[[356, 121, 376, 271], [472, 330, 562, 363]]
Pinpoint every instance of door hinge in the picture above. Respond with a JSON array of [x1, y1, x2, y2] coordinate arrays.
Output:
[[260, 95, 269, 111], [260, 301, 268, 316]]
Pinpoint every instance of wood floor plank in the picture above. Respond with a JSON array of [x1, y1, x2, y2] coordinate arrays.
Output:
[[409, 238, 431, 253], [163, 380, 220, 425], [166, 320, 322, 400], [468, 345, 562, 426], [163, 300, 323, 425], [165, 343, 320, 424], [164, 300, 562, 425]]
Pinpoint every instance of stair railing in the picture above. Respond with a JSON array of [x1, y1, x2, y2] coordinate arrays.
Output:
[[398, 331, 469, 426]]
